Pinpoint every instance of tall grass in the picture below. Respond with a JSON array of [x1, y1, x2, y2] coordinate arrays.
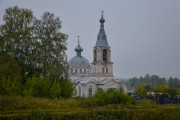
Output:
[[1, 96, 180, 120], [0, 96, 99, 112]]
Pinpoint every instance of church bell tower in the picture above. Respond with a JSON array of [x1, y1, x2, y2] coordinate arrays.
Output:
[[92, 11, 113, 77]]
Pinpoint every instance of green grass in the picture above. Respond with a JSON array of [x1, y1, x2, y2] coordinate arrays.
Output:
[[1, 96, 180, 120]]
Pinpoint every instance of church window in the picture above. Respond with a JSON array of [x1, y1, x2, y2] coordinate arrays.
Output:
[[71, 69, 73, 73], [79, 86, 81, 97], [94, 49, 97, 62], [106, 68, 108, 73], [80, 69, 82, 73], [88, 87, 92, 97], [102, 68, 104, 73], [103, 49, 107, 61]]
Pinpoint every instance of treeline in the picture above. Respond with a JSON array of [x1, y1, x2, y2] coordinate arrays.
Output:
[[127, 74, 180, 89], [0, 6, 74, 98], [127, 74, 180, 98]]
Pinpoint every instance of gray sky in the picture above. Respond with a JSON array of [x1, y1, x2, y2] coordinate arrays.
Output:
[[0, 0, 180, 79]]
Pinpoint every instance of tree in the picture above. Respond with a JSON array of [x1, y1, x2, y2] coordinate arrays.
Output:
[[0, 53, 22, 96], [50, 79, 61, 98], [153, 84, 169, 93], [145, 85, 151, 93], [177, 88, 180, 95], [136, 85, 147, 98], [168, 77, 180, 88], [0, 6, 73, 98], [0, 6, 34, 79], [24, 76, 51, 97], [168, 87, 177, 98], [127, 74, 167, 89], [60, 80, 74, 98], [0, 6, 69, 81], [32, 12, 68, 80]]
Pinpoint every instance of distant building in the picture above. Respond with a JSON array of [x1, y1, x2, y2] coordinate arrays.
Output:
[[68, 13, 127, 97]]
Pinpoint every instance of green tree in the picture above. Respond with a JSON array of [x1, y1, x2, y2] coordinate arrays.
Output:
[[0, 6, 69, 81], [24, 76, 51, 97], [168, 77, 180, 88], [136, 85, 147, 98], [158, 84, 169, 93], [168, 87, 177, 98], [0, 6, 34, 79], [0, 6, 73, 97], [60, 80, 74, 98], [0, 53, 22, 96], [50, 79, 61, 98], [177, 88, 180, 95], [127, 74, 167, 89], [33, 12, 68, 80]]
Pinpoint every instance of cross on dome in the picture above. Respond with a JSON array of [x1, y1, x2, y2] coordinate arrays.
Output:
[[75, 35, 83, 56], [77, 35, 80, 44], [101, 10, 104, 15], [100, 11, 105, 23]]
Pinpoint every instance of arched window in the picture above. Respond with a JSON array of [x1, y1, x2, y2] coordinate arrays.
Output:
[[88, 87, 92, 97], [102, 68, 104, 73], [94, 49, 97, 62], [84, 69, 86, 73], [71, 69, 73, 73], [106, 68, 108, 73], [80, 69, 82, 73], [75, 69, 77, 73], [103, 49, 107, 61], [79, 86, 81, 97]]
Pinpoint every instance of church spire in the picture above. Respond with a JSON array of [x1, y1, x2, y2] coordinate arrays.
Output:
[[99, 11, 105, 24], [75, 35, 83, 57], [95, 11, 109, 47]]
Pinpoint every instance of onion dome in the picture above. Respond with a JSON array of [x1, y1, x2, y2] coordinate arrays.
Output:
[[69, 36, 90, 66], [99, 14, 105, 23], [69, 56, 90, 66], [75, 40, 83, 56]]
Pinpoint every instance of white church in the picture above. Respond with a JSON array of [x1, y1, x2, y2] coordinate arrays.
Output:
[[68, 13, 127, 97]]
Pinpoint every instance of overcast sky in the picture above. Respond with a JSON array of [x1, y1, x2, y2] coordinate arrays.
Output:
[[0, 0, 180, 79]]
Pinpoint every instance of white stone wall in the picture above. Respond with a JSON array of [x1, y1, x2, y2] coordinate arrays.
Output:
[[81, 82, 97, 97], [74, 79, 128, 98]]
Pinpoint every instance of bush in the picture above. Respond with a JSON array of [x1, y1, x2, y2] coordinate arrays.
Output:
[[0, 53, 22, 96], [93, 91, 132, 105], [24, 76, 61, 98], [60, 80, 74, 98]]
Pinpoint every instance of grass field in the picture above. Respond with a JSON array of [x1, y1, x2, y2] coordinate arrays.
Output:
[[1, 96, 180, 120]]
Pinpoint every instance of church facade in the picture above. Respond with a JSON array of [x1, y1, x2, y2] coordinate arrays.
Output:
[[68, 13, 127, 97]]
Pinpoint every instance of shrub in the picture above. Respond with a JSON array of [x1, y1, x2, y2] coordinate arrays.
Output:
[[0, 53, 22, 96], [24, 76, 50, 97], [60, 80, 74, 98], [93, 91, 132, 105], [24, 76, 61, 98]]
